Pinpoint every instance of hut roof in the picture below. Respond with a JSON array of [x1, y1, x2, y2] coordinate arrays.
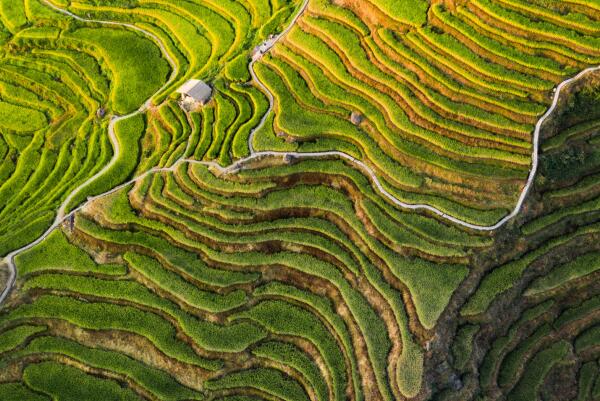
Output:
[[177, 79, 212, 102]]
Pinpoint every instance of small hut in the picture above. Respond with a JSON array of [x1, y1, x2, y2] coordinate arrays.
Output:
[[350, 111, 363, 125], [177, 79, 212, 109], [96, 107, 106, 119]]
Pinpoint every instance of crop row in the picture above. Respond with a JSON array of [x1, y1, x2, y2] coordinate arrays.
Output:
[[0, 0, 304, 258], [250, 0, 600, 224], [0, 154, 485, 399], [452, 78, 600, 400]]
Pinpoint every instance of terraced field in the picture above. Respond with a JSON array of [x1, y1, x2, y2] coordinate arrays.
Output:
[[1, 0, 600, 400]]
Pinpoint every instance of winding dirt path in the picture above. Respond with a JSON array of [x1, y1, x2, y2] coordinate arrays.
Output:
[[1, 0, 599, 305], [227, 62, 600, 231]]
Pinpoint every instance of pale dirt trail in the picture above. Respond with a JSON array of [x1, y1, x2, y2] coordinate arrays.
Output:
[[1, 0, 598, 305]]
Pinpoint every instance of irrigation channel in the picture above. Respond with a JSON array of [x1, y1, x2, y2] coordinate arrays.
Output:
[[1, 0, 600, 306]]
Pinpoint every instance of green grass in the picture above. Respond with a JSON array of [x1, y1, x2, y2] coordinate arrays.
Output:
[[431, 4, 571, 76], [66, 27, 170, 115], [23, 361, 144, 401], [0, 383, 50, 401], [252, 341, 328, 401], [507, 341, 571, 401], [18, 258, 266, 354], [0, 102, 47, 132], [498, 323, 552, 388], [1, 294, 220, 369], [15, 229, 126, 276], [0, 1, 28, 33], [479, 301, 553, 390], [205, 368, 310, 401], [452, 324, 480, 371], [231, 300, 348, 401], [368, 0, 428, 26], [123, 252, 248, 313], [0, 324, 47, 354], [253, 282, 361, 401], [66, 113, 145, 211], [389, 257, 468, 330], [556, 295, 600, 329], [526, 252, 600, 296], [75, 212, 260, 288], [576, 362, 598, 401], [575, 325, 600, 353], [12, 336, 203, 400], [462, 223, 600, 316]]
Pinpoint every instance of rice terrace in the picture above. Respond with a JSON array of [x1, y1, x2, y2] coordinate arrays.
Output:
[[3, 0, 600, 400]]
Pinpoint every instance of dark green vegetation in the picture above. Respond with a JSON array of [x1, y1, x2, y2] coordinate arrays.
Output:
[[448, 72, 600, 401], [2, 0, 600, 401]]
